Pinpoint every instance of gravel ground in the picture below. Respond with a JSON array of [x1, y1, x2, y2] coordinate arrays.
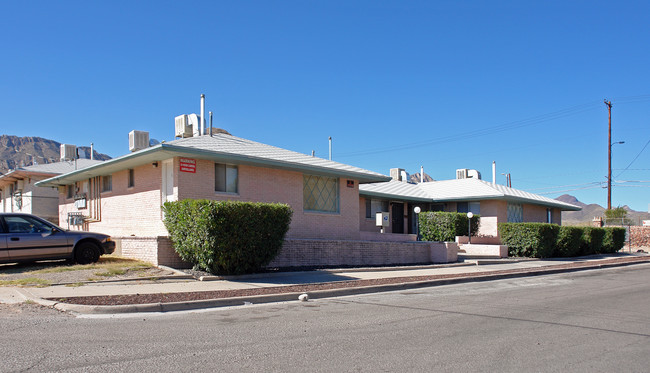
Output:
[[48, 256, 650, 306]]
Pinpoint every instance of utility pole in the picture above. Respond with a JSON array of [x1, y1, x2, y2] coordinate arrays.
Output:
[[605, 99, 612, 210]]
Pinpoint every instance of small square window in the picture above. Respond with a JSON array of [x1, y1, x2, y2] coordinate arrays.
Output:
[[101, 175, 112, 193], [215, 163, 238, 193]]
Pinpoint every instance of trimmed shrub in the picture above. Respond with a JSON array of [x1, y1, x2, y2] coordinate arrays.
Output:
[[498, 223, 560, 258], [419, 212, 480, 242], [601, 227, 626, 253], [579, 227, 605, 255], [163, 199, 293, 275], [555, 226, 583, 257]]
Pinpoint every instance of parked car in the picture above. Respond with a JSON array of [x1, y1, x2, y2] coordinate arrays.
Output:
[[0, 213, 115, 265]]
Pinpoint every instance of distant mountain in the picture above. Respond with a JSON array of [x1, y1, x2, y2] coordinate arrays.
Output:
[[0, 135, 111, 174], [557, 194, 650, 226], [409, 172, 435, 183]]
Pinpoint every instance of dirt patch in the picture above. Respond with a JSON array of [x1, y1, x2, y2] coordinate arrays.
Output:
[[0, 302, 73, 317], [0, 258, 175, 286]]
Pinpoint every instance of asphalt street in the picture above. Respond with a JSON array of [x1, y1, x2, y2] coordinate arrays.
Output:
[[2, 264, 649, 372]]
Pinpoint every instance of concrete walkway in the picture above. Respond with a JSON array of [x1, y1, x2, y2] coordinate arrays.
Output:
[[2, 253, 649, 314]]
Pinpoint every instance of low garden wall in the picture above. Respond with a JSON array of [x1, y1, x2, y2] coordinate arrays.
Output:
[[630, 227, 650, 249], [114, 236, 458, 269]]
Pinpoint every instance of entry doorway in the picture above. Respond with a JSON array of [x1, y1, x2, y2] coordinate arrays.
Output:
[[391, 203, 404, 234]]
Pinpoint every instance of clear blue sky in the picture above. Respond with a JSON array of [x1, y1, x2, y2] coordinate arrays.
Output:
[[2, 1, 649, 211]]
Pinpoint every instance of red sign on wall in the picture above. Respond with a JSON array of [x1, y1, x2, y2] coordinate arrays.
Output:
[[179, 158, 196, 173]]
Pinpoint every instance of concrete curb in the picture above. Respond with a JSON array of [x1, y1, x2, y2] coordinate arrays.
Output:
[[198, 262, 477, 281], [34, 257, 650, 315]]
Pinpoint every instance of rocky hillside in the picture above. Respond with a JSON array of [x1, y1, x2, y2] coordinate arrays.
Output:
[[409, 172, 435, 183], [557, 194, 650, 226], [0, 135, 111, 174]]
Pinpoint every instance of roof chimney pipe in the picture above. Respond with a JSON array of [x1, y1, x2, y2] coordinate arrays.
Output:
[[492, 161, 496, 184], [200, 94, 205, 136], [328, 136, 332, 160]]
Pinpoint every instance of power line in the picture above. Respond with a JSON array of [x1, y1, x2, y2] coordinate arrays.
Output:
[[615, 138, 650, 178], [337, 100, 603, 158], [526, 182, 603, 191]]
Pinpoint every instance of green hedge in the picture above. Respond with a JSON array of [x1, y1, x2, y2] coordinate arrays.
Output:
[[555, 226, 583, 257], [419, 212, 480, 242], [579, 227, 605, 256], [163, 199, 293, 275], [498, 223, 626, 258], [498, 223, 560, 258], [601, 227, 626, 254]]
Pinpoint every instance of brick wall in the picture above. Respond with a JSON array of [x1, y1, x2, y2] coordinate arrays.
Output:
[[114, 236, 458, 268], [630, 227, 650, 249], [268, 238, 457, 268], [61, 158, 362, 241], [115, 236, 192, 268]]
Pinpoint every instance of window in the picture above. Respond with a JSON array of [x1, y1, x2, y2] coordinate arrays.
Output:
[[101, 175, 112, 193], [457, 201, 480, 215], [303, 175, 339, 213], [215, 163, 238, 193], [507, 203, 523, 223], [66, 185, 74, 199], [128, 169, 134, 188], [4, 215, 53, 234], [547, 208, 552, 224], [365, 198, 389, 218]]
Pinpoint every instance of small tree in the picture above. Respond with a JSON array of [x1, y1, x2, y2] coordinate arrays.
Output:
[[604, 206, 632, 226]]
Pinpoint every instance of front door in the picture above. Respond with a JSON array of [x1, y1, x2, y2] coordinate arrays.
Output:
[[391, 203, 404, 234], [161, 159, 175, 204]]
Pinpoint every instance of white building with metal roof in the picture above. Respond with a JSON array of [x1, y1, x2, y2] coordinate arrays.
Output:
[[359, 172, 581, 241], [0, 159, 104, 224]]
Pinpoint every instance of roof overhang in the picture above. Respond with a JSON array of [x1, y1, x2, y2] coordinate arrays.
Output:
[[0, 170, 58, 186], [359, 189, 433, 203]]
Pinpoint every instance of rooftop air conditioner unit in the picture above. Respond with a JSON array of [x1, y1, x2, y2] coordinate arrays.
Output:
[[467, 169, 482, 179], [60, 144, 77, 161], [129, 130, 150, 152], [175, 115, 193, 138], [456, 169, 468, 179]]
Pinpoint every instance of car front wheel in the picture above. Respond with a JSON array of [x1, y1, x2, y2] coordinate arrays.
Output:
[[74, 242, 100, 264]]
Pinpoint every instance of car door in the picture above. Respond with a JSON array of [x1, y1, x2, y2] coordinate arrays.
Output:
[[0, 219, 7, 261], [4, 215, 73, 261]]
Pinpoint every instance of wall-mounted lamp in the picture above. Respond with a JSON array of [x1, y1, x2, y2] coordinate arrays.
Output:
[[152, 162, 158, 168]]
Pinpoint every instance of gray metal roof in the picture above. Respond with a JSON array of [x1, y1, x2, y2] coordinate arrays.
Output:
[[360, 178, 581, 211], [358, 180, 432, 202], [0, 159, 104, 185], [36, 134, 391, 187]]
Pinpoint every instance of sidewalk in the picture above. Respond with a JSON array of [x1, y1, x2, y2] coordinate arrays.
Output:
[[2, 253, 649, 314]]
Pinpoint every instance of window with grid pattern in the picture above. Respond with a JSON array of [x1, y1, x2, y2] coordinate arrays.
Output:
[[303, 175, 339, 213], [507, 203, 523, 222]]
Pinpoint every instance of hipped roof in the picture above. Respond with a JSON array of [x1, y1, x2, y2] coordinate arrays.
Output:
[[36, 134, 391, 187], [360, 178, 581, 211]]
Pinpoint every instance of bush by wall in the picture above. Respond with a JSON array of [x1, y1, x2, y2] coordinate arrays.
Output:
[[498, 222, 560, 258], [601, 227, 626, 253], [579, 227, 605, 255], [555, 226, 583, 257], [499, 223, 625, 258], [419, 212, 480, 242], [163, 199, 293, 275]]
